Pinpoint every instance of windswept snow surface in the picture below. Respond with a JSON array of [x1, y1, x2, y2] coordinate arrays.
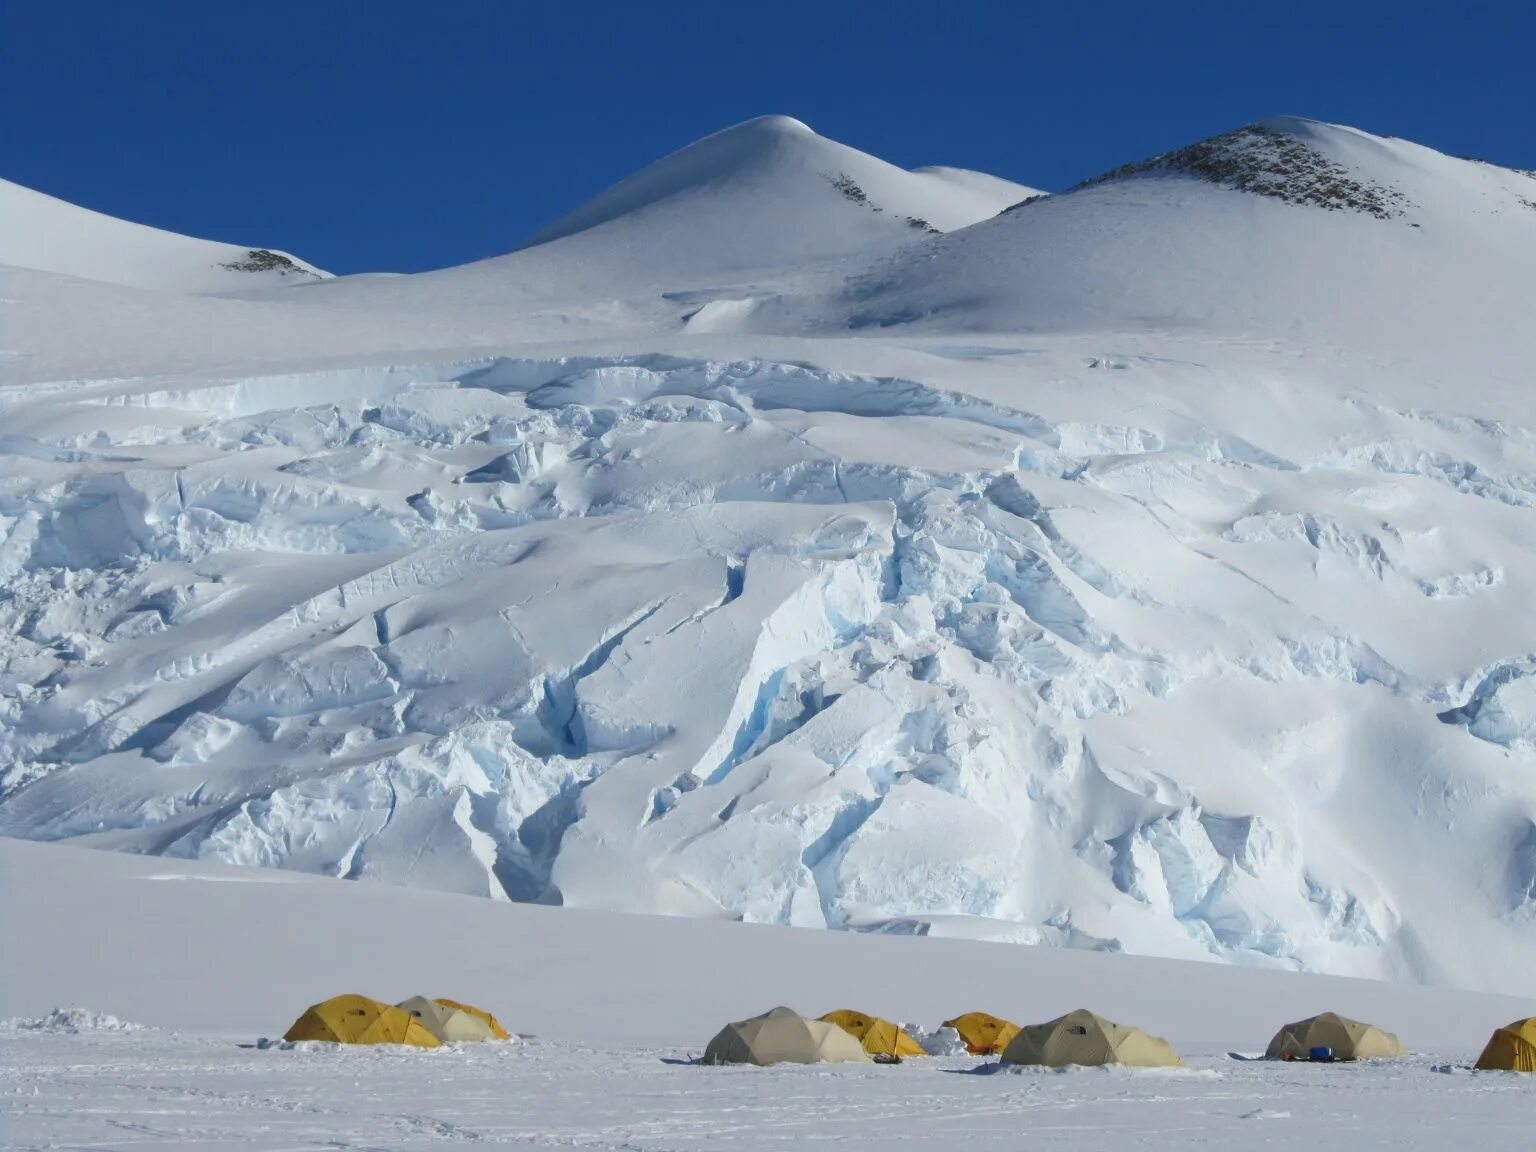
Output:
[[2, 117, 1536, 997], [0, 177, 327, 293], [3, 840, 1536, 1151]]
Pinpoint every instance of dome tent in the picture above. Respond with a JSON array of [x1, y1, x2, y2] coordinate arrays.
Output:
[[283, 994, 440, 1048], [396, 996, 500, 1043], [1000, 1009, 1182, 1068], [434, 997, 512, 1040], [704, 1006, 872, 1066], [1475, 1018, 1536, 1072], [820, 1009, 925, 1058], [1265, 1012, 1406, 1061], [942, 1011, 1020, 1055]]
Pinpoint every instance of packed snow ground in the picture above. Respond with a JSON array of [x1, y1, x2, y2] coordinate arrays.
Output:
[[3, 841, 1535, 1151], [11, 1027, 1536, 1151], [3, 115, 1536, 999]]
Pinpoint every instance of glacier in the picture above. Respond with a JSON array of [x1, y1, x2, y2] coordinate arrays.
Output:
[[2, 114, 1535, 994]]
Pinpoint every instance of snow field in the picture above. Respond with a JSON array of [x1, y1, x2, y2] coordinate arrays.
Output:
[[7, 1027, 1536, 1151], [4, 841, 1536, 1151], [4, 840, 1531, 1048]]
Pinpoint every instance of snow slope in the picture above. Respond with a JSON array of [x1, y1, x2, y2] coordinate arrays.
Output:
[[294, 115, 1043, 335], [4, 840, 1535, 1151], [519, 115, 1040, 264], [2, 117, 1535, 998], [794, 118, 1536, 374], [0, 118, 1037, 380], [0, 177, 327, 292]]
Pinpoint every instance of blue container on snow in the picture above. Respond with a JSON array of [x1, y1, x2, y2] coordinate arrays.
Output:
[[1309, 1046, 1334, 1062]]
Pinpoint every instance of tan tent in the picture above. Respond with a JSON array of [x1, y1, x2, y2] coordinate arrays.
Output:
[[1265, 1012, 1406, 1061], [704, 1006, 873, 1066], [1475, 1018, 1536, 1072], [943, 1011, 1020, 1055], [282, 994, 440, 1048], [396, 996, 499, 1043], [1000, 1009, 1182, 1068], [435, 998, 512, 1040], [820, 1009, 925, 1058]]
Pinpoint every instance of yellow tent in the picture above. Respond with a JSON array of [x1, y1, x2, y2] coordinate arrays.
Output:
[[435, 998, 512, 1041], [1000, 1009, 1183, 1068], [820, 1009, 925, 1058], [282, 994, 440, 1048], [942, 1011, 1020, 1055], [1475, 1018, 1536, 1072]]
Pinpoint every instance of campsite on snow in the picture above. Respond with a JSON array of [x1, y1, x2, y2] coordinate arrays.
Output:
[[3, 15, 1536, 1144], [5, 839, 1536, 1145]]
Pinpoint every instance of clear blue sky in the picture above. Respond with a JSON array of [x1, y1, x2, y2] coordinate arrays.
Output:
[[4, 1, 1531, 275]]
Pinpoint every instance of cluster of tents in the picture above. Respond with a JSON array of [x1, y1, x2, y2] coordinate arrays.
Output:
[[278, 994, 1536, 1073], [703, 1007, 1184, 1067], [702, 1007, 1536, 1072], [283, 994, 511, 1048]]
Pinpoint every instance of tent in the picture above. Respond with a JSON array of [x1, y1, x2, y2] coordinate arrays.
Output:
[[397, 996, 500, 1043], [820, 1009, 925, 1058], [434, 997, 512, 1040], [942, 1011, 1020, 1055], [704, 1006, 872, 1066], [1000, 1009, 1182, 1068], [282, 994, 440, 1048], [1475, 1018, 1536, 1072], [1265, 1012, 1406, 1061]]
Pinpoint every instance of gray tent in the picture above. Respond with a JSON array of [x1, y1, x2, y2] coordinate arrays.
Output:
[[704, 1006, 872, 1066], [1001, 1009, 1183, 1068]]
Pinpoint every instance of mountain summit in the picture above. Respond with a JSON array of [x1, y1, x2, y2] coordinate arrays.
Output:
[[510, 114, 1042, 275], [812, 117, 1536, 373]]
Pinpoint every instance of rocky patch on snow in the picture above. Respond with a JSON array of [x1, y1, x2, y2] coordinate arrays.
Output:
[[1076, 122, 1412, 220], [220, 248, 320, 278]]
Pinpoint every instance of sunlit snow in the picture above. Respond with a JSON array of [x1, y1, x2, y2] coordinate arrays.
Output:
[[2, 115, 1534, 998]]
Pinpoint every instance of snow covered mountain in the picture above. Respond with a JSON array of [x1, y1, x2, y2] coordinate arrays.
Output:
[[307, 115, 1043, 336], [2, 116, 1534, 996], [517, 115, 1041, 263], [787, 117, 1536, 372], [0, 177, 327, 292], [0, 117, 1037, 382]]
